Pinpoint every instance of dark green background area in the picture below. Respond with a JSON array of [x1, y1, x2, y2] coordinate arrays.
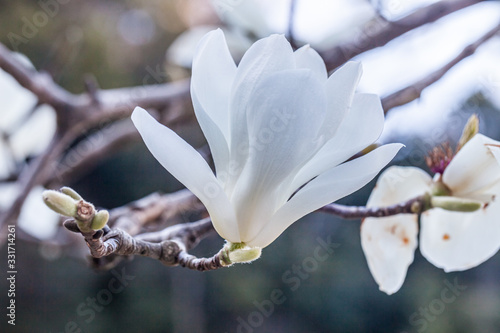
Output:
[[2, 1, 500, 332]]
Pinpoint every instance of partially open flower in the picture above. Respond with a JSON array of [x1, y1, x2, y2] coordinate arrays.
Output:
[[133, 29, 402, 252], [362, 133, 500, 294]]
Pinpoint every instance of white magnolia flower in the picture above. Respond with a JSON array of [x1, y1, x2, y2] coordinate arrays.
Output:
[[362, 134, 500, 294], [133, 29, 402, 249]]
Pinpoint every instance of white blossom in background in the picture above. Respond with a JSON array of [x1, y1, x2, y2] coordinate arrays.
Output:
[[133, 29, 402, 250], [169, 0, 375, 67], [211, 0, 289, 39], [167, 25, 252, 68], [0, 55, 57, 177], [212, 0, 375, 49], [375, 0, 440, 21], [0, 54, 59, 240], [362, 134, 500, 295], [18, 186, 62, 240]]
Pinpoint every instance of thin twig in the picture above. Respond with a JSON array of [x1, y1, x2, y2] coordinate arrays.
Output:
[[287, 0, 298, 49], [0, 134, 62, 237], [0, 42, 191, 232], [109, 189, 202, 235], [67, 217, 226, 271], [0, 42, 190, 123], [0, 43, 74, 109], [320, 195, 428, 219], [381, 21, 500, 112], [320, 0, 483, 72]]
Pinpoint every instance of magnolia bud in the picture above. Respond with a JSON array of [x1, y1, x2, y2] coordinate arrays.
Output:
[[456, 114, 479, 152], [91, 210, 109, 230], [223, 242, 262, 265], [61, 187, 83, 201], [42, 190, 78, 217], [229, 247, 262, 263]]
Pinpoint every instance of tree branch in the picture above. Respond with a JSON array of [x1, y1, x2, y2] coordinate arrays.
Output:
[[319, 195, 428, 219], [109, 189, 202, 235], [320, 0, 483, 72], [0, 42, 191, 232], [55, 188, 430, 272], [0, 42, 190, 124], [381, 20, 500, 112], [0, 43, 74, 109], [66, 217, 227, 271]]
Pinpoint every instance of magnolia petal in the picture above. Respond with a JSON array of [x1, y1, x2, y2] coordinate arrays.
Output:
[[489, 144, 500, 164], [131, 107, 240, 242], [321, 61, 362, 139], [361, 166, 432, 294], [230, 69, 326, 243], [290, 93, 384, 193], [366, 166, 433, 207], [229, 34, 295, 178], [444, 134, 500, 197], [191, 29, 235, 177], [420, 197, 500, 272], [293, 45, 327, 81], [361, 216, 418, 295], [248, 143, 403, 248]]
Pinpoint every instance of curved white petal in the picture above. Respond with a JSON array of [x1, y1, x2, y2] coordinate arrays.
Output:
[[228, 34, 295, 181], [230, 69, 326, 243], [361, 166, 432, 294], [420, 195, 500, 272], [444, 134, 500, 197], [321, 61, 362, 139], [362, 216, 418, 295], [489, 144, 500, 164], [191, 29, 235, 177], [290, 93, 384, 192], [293, 45, 327, 82], [248, 143, 403, 248], [366, 166, 433, 207], [131, 107, 240, 242]]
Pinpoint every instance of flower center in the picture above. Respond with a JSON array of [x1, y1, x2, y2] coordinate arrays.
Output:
[[425, 143, 454, 175]]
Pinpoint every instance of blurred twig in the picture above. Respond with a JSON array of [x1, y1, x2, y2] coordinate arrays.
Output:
[[320, 0, 483, 72], [381, 20, 500, 112], [0, 41, 191, 234], [287, 0, 298, 49], [109, 189, 202, 235], [320, 195, 428, 218]]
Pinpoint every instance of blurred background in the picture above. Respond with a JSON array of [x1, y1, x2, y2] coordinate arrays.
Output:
[[2, 0, 500, 332]]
